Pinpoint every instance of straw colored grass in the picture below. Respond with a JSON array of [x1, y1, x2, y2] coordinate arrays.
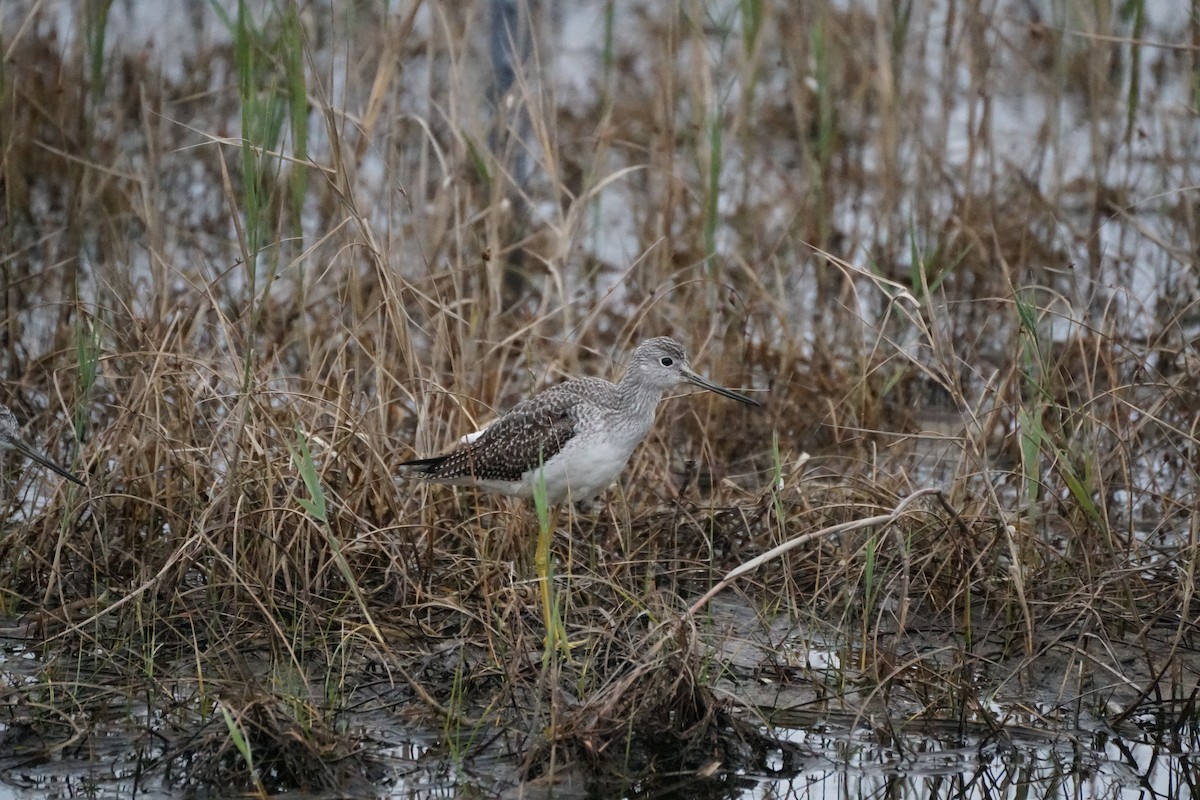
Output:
[[1, 0, 1197, 793]]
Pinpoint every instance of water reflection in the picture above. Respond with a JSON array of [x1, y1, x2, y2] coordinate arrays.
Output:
[[724, 722, 1200, 800]]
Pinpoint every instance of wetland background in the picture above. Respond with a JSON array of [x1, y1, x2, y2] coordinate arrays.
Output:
[[1, 0, 1199, 797]]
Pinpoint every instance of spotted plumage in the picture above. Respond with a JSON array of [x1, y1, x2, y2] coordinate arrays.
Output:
[[401, 337, 759, 505], [402, 387, 578, 482]]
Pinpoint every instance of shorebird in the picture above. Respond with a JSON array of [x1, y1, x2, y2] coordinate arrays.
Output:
[[0, 404, 83, 485], [401, 337, 759, 505]]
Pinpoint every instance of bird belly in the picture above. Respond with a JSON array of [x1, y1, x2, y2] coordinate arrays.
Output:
[[515, 434, 637, 504]]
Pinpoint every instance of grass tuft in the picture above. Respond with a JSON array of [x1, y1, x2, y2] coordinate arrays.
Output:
[[0, 0, 1196, 793]]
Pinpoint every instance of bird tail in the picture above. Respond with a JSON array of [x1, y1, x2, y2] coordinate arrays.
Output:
[[398, 455, 448, 475]]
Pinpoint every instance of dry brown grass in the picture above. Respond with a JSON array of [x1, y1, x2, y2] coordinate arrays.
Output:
[[0, 0, 1197, 793]]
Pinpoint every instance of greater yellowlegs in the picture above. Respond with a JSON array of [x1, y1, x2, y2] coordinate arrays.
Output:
[[401, 337, 759, 504], [0, 404, 83, 485]]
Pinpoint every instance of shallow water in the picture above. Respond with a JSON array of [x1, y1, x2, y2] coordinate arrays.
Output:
[[2, 712, 1193, 799], [751, 723, 1196, 800], [2, 616, 1196, 800], [3, 0, 1198, 797]]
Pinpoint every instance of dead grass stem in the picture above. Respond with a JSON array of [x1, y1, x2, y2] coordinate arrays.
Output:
[[0, 0, 1197, 792]]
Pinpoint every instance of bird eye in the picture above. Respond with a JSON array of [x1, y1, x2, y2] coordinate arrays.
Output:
[[660, 357, 674, 367]]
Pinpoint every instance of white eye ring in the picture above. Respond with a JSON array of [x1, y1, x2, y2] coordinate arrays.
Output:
[[660, 357, 674, 367]]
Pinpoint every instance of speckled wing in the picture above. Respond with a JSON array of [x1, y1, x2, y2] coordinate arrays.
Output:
[[407, 388, 580, 482]]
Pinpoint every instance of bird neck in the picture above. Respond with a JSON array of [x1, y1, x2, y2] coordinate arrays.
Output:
[[616, 371, 664, 416]]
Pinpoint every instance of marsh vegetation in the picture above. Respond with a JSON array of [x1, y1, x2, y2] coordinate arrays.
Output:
[[0, 1, 1197, 797]]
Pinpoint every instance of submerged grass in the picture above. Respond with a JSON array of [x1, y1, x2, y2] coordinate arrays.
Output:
[[0, 0, 1198, 795]]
